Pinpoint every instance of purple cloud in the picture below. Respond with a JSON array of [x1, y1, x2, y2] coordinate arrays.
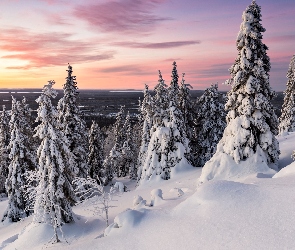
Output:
[[73, 0, 171, 34], [111, 40, 201, 49]]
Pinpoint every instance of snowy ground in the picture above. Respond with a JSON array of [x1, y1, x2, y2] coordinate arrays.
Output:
[[1, 133, 295, 250]]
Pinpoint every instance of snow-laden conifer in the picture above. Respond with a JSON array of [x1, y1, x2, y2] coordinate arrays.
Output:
[[165, 63, 190, 173], [2, 97, 34, 222], [57, 64, 88, 178], [137, 84, 154, 181], [34, 81, 76, 233], [200, 1, 280, 182], [88, 120, 104, 184], [153, 71, 168, 124], [103, 106, 125, 182], [194, 84, 226, 167], [21, 97, 39, 154], [179, 73, 195, 163], [279, 55, 295, 135], [139, 65, 191, 183], [120, 112, 137, 178], [0, 106, 10, 194], [18, 97, 38, 172]]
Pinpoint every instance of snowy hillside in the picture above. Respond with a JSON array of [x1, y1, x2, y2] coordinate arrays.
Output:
[[0, 133, 295, 250]]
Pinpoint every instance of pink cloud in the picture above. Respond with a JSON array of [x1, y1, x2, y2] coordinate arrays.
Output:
[[45, 13, 72, 26], [73, 0, 170, 34], [265, 35, 295, 44], [95, 64, 155, 76], [0, 28, 114, 69], [111, 40, 200, 49]]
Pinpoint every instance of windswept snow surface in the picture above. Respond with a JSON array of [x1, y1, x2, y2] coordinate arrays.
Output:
[[1, 133, 295, 249]]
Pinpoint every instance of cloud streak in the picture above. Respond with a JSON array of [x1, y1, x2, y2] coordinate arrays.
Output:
[[0, 28, 114, 69], [73, 0, 171, 34], [111, 40, 201, 49], [96, 64, 155, 76]]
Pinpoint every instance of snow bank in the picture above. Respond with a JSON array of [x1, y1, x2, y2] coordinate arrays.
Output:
[[273, 161, 295, 178], [105, 208, 147, 237], [277, 132, 295, 169], [199, 146, 276, 183]]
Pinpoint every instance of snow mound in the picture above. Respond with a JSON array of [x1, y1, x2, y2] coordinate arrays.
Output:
[[150, 189, 165, 206], [273, 161, 295, 178], [199, 146, 276, 183], [133, 195, 146, 208], [277, 132, 295, 169], [114, 182, 126, 192], [105, 208, 147, 237], [169, 188, 184, 197]]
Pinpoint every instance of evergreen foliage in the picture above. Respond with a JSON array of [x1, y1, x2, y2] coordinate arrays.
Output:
[[57, 64, 89, 178], [2, 97, 35, 222], [0, 106, 10, 194], [21, 97, 40, 154], [279, 55, 295, 135], [120, 112, 137, 178], [103, 106, 125, 182], [220, 0, 279, 167], [139, 63, 191, 183], [88, 120, 105, 184], [34, 81, 76, 228], [194, 84, 226, 167], [137, 84, 154, 181], [179, 73, 195, 163]]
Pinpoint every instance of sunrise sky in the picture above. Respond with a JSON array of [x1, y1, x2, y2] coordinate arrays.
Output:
[[0, 0, 294, 91]]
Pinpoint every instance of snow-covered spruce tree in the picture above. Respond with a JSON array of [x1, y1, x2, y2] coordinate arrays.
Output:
[[153, 71, 168, 125], [120, 112, 137, 178], [103, 106, 125, 183], [18, 97, 38, 172], [200, 0, 280, 182], [34, 81, 76, 234], [139, 64, 191, 183], [165, 62, 190, 173], [88, 120, 104, 184], [179, 73, 195, 164], [278, 55, 295, 135], [194, 84, 226, 167], [57, 64, 88, 178], [21, 97, 39, 154], [2, 97, 35, 222], [0, 105, 10, 194], [137, 84, 154, 181]]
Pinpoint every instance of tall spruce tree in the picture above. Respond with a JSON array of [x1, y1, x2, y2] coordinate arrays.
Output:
[[2, 97, 35, 222], [88, 120, 104, 184], [120, 112, 136, 178], [179, 73, 195, 164], [278, 55, 295, 135], [34, 81, 76, 229], [0, 106, 10, 194], [194, 84, 226, 167], [166, 62, 190, 170], [139, 64, 191, 183], [18, 97, 38, 173], [153, 71, 168, 125], [200, 0, 280, 182], [57, 64, 88, 178], [21, 97, 39, 155], [103, 106, 125, 182], [137, 84, 154, 181]]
